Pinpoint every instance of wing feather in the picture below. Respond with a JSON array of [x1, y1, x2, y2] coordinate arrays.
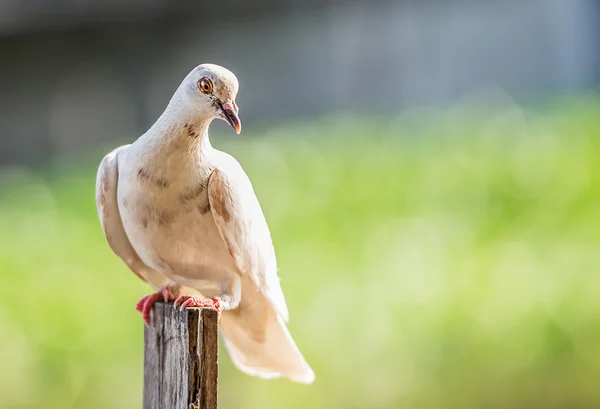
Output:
[[208, 157, 289, 321], [95, 145, 167, 289]]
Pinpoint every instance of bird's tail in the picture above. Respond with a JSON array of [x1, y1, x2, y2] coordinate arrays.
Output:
[[218, 279, 314, 383]]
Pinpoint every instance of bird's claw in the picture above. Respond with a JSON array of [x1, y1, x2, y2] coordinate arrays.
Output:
[[173, 296, 223, 316], [136, 287, 176, 326]]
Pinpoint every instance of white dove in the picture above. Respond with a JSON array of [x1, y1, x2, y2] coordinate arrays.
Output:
[[95, 63, 314, 383]]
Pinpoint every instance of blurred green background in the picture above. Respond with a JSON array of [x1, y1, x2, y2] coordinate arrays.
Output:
[[2, 93, 600, 408]]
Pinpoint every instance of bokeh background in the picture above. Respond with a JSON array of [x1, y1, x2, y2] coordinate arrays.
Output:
[[2, 0, 600, 408]]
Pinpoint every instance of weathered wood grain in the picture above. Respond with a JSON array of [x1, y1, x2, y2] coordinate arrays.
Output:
[[143, 302, 219, 409]]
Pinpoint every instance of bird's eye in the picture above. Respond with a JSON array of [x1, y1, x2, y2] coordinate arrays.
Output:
[[197, 78, 213, 94]]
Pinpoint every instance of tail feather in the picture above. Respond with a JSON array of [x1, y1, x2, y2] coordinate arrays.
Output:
[[218, 278, 314, 383]]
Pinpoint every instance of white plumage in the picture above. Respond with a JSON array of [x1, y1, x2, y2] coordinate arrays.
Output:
[[95, 63, 314, 383]]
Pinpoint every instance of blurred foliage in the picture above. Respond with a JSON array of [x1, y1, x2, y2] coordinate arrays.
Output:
[[1, 92, 600, 409]]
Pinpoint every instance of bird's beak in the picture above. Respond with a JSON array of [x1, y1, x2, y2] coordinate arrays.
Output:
[[219, 101, 241, 134]]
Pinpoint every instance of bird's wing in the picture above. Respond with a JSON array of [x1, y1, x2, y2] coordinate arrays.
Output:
[[208, 154, 290, 321], [95, 145, 168, 289]]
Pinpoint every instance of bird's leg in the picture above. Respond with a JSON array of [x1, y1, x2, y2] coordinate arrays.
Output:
[[136, 286, 176, 325], [173, 276, 241, 318], [173, 296, 224, 316]]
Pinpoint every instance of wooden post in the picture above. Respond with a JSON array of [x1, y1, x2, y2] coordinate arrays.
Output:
[[143, 302, 219, 409]]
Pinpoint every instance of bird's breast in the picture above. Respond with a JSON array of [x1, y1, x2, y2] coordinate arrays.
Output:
[[118, 167, 238, 287]]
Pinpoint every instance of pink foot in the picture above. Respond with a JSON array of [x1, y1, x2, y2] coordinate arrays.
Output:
[[136, 287, 175, 325], [173, 296, 223, 316]]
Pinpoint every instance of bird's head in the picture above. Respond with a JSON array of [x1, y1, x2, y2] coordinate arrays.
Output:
[[178, 63, 241, 134]]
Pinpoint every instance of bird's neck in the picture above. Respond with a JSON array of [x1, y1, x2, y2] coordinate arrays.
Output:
[[144, 100, 215, 164]]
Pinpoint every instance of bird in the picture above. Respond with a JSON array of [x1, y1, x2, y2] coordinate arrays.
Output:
[[94, 63, 315, 384]]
